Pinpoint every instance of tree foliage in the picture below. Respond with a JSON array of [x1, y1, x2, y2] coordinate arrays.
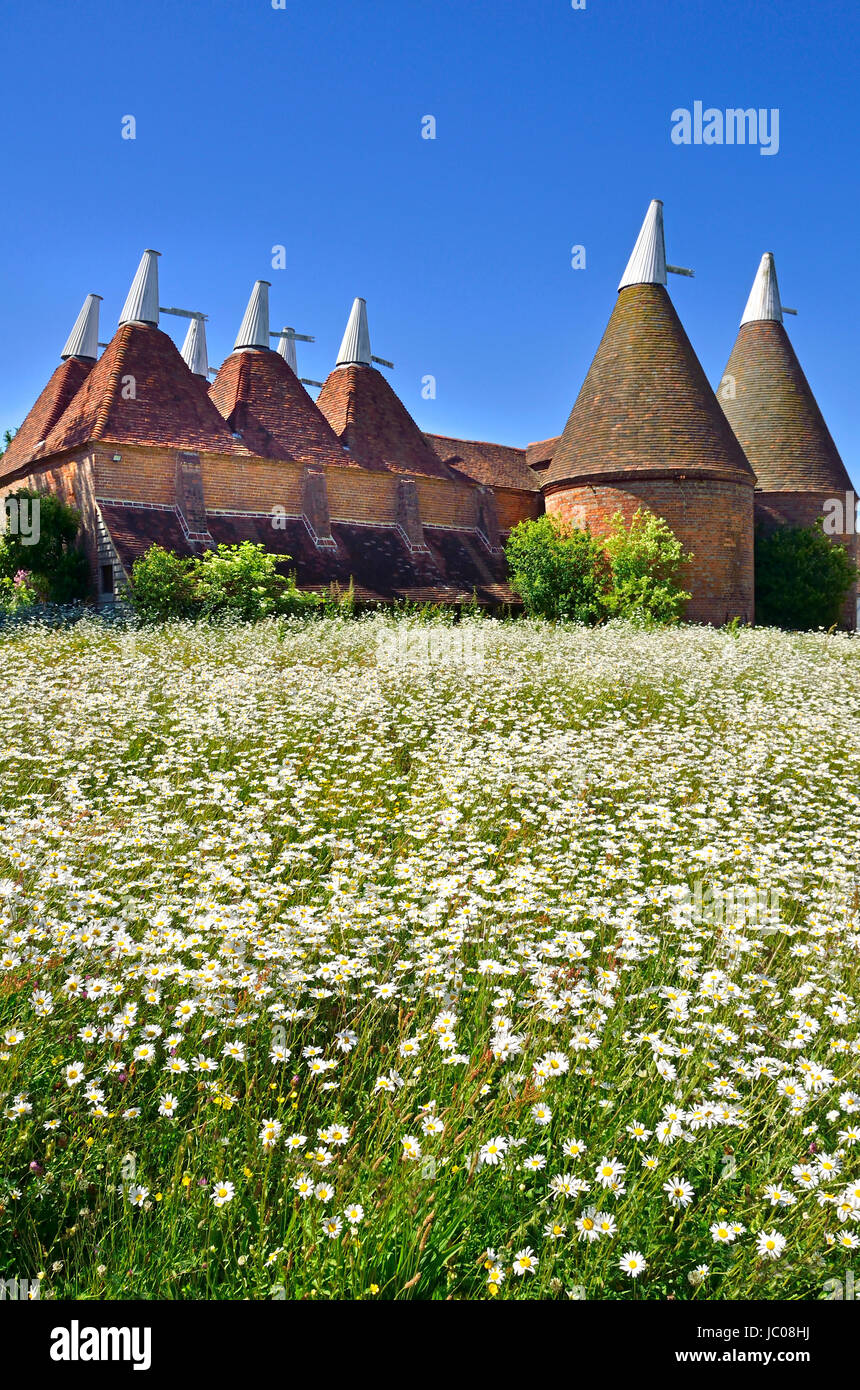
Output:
[[0, 488, 89, 609], [755, 521, 857, 630]]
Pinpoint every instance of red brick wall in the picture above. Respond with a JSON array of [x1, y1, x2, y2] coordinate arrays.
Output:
[[545, 476, 755, 625], [326, 469, 397, 524], [416, 476, 478, 528], [495, 487, 543, 532]]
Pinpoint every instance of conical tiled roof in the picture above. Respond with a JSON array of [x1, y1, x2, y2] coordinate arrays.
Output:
[[546, 282, 755, 487], [721, 261, 852, 493], [1, 357, 93, 475], [209, 348, 349, 466], [315, 297, 456, 480], [316, 364, 457, 479], [1, 294, 103, 475], [38, 322, 246, 457]]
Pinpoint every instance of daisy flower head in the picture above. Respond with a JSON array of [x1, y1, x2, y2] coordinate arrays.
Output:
[[563, 1138, 587, 1159], [260, 1118, 282, 1149], [710, 1221, 737, 1244], [756, 1229, 786, 1260], [595, 1156, 625, 1188], [512, 1247, 538, 1276], [544, 1220, 567, 1240], [663, 1176, 695, 1209], [479, 1136, 507, 1167]]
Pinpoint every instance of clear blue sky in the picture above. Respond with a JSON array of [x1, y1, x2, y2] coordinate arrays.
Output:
[[2, 0, 857, 484]]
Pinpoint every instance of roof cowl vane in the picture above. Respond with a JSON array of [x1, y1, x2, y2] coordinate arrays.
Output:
[[276, 327, 298, 373], [619, 200, 667, 290], [119, 250, 161, 327], [741, 252, 783, 325], [234, 281, 271, 350], [181, 315, 209, 377], [336, 297, 372, 367], [61, 293, 102, 361]]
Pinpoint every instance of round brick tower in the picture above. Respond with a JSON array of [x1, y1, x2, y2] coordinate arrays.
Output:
[[720, 253, 857, 628], [543, 201, 756, 625]]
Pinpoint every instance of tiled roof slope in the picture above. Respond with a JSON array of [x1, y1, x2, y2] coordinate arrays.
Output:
[[99, 505, 515, 605], [1, 358, 92, 476], [720, 320, 853, 493], [206, 515, 513, 604], [546, 284, 756, 488], [315, 364, 458, 480], [209, 350, 350, 467], [424, 434, 540, 492], [99, 505, 194, 572], [39, 324, 246, 457], [525, 436, 560, 471]]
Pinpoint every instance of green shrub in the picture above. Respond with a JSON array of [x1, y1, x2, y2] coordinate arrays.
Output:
[[130, 545, 200, 621], [130, 541, 321, 622], [603, 508, 692, 625], [755, 520, 857, 630], [0, 489, 89, 607], [195, 543, 321, 620], [505, 509, 690, 626], [505, 514, 609, 623]]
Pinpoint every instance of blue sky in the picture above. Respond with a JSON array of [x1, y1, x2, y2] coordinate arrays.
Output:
[[2, 0, 857, 483]]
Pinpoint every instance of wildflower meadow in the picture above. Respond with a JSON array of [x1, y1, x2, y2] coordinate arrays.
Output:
[[0, 614, 858, 1301]]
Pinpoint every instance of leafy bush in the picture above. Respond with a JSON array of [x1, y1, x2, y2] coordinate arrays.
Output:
[[130, 541, 321, 622], [505, 509, 690, 625], [505, 514, 609, 623], [603, 508, 692, 625], [196, 543, 319, 621], [130, 546, 200, 621], [755, 520, 857, 630], [0, 489, 89, 609]]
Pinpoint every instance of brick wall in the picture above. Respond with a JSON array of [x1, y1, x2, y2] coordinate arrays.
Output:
[[325, 469, 397, 524], [202, 456, 303, 514], [545, 475, 755, 625], [94, 444, 176, 504], [416, 476, 478, 528], [494, 487, 543, 532]]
